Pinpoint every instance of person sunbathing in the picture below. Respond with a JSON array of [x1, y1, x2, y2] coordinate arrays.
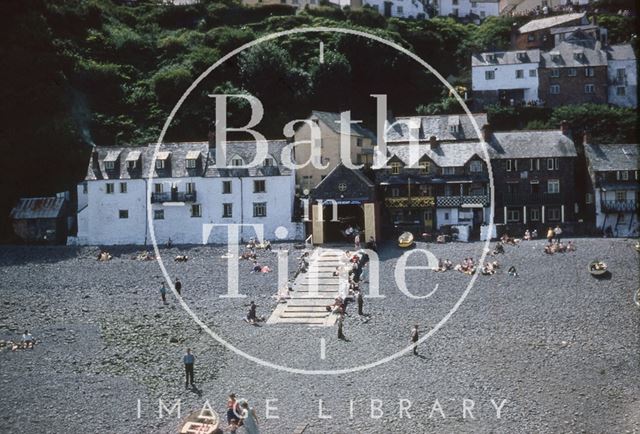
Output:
[[260, 265, 272, 273], [566, 241, 576, 252], [492, 242, 505, 255], [523, 230, 531, 241], [531, 229, 538, 238], [436, 234, 446, 244], [21, 330, 34, 349], [251, 261, 261, 273]]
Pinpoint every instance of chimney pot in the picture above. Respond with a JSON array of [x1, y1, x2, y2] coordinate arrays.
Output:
[[481, 123, 492, 142]]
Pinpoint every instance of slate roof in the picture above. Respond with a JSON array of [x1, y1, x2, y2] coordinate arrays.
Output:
[[85, 141, 293, 180], [311, 163, 375, 201], [487, 130, 577, 159], [518, 12, 587, 34], [10, 197, 66, 220], [541, 40, 607, 68], [385, 113, 487, 143], [549, 24, 598, 35], [606, 44, 636, 61], [311, 111, 377, 141], [472, 49, 541, 66], [384, 142, 487, 168], [584, 143, 639, 172]]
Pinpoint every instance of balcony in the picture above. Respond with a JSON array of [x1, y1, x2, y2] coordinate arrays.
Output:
[[502, 192, 563, 205], [151, 191, 197, 204], [437, 195, 490, 208], [601, 200, 638, 213], [384, 196, 435, 208]]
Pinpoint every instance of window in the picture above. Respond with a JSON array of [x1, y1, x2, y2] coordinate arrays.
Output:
[[223, 203, 232, 218], [253, 180, 266, 193], [584, 84, 595, 94], [82, 182, 88, 194], [391, 188, 400, 197], [127, 160, 137, 170], [186, 159, 196, 169], [548, 207, 561, 221], [232, 158, 243, 167], [186, 182, 196, 194], [106, 183, 114, 194], [153, 210, 164, 220], [585, 193, 593, 204], [615, 191, 626, 202], [554, 158, 559, 170], [529, 158, 540, 171], [550, 69, 560, 78], [616, 68, 625, 81], [616, 170, 629, 180], [547, 179, 560, 194], [471, 1, 477, 6], [527, 34, 535, 42], [119, 210, 128, 219], [391, 162, 401, 175], [105, 161, 115, 170], [530, 208, 540, 221], [469, 161, 482, 172], [338, 182, 347, 192], [585, 67, 594, 77], [485, 70, 495, 80], [356, 138, 363, 147], [253, 202, 267, 218], [529, 69, 537, 77], [156, 160, 165, 169], [547, 158, 554, 170], [222, 181, 232, 194], [191, 204, 202, 218], [443, 167, 455, 175], [507, 209, 520, 222], [616, 86, 626, 96], [516, 69, 524, 79], [506, 160, 512, 171], [449, 124, 459, 133], [568, 68, 577, 77], [420, 161, 430, 174], [480, 11, 485, 17], [120, 182, 127, 193], [154, 183, 163, 193], [549, 84, 560, 95], [263, 158, 274, 167], [397, 5, 403, 13]]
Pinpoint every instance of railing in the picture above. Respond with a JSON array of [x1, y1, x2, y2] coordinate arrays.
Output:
[[602, 200, 638, 213], [151, 191, 197, 203], [436, 195, 490, 207], [384, 196, 435, 208], [502, 192, 563, 205]]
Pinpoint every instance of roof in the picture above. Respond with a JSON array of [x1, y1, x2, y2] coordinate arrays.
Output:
[[310, 111, 377, 141], [472, 49, 541, 67], [606, 44, 636, 61], [85, 141, 293, 181], [10, 197, 66, 220], [540, 40, 607, 68], [311, 163, 375, 202], [584, 143, 639, 172], [386, 113, 487, 143], [549, 24, 598, 35], [385, 141, 487, 168], [518, 12, 587, 34], [488, 130, 577, 159]]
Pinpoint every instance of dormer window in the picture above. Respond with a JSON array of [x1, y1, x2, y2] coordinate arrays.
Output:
[[185, 150, 200, 169], [485, 53, 496, 63], [156, 160, 165, 169], [127, 161, 137, 169], [263, 157, 274, 167], [550, 52, 560, 62], [104, 150, 120, 170], [155, 151, 170, 170], [391, 162, 402, 175], [232, 158, 243, 167], [573, 51, 584, 60], [105, 161, 115, 170], [517, 52, 527, 61], [419, 161, 430, 174], [449, 124, 459, 133], [125, 151, 140, 170]]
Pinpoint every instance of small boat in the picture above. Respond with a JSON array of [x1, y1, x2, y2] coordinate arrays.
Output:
[[179, 409, 219, 434], [398, 231, 414, 248], [588, 260, 608, 276]]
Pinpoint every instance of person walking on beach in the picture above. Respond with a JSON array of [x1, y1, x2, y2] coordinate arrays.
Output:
[[183, 348, 195, 388], [174, 278, 182, 296], [554, 224, 563, 242], [239, 401, 259, 434], [546, 227, 554, 243], [160, 282, 167, 304], [337, 313, 346, 340], [356, 289, 364, 316], [411, 325, 419, 355]]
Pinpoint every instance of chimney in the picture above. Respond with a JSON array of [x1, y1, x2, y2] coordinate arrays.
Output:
[[583, 130, 591, 145], [91, 147, 99, 171], [560, 120, 570, 136], [429, 135, 438, 149], [481, 123, 492, 142]]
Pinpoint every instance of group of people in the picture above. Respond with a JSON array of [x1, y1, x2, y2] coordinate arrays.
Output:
[[3, 330, 36, 352], [159, 278, 183, 303], [544, 240, 576, 255], [454, 257, 477, 275], [523, 229, 538, 241], [222, 394, 260, 434], [239, 239, 274, 274]]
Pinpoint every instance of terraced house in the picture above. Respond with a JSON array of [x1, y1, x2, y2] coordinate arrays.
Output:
[[583, 143, 639, 237], [376, 113, 491, 239], [76, 141, 301, 245]]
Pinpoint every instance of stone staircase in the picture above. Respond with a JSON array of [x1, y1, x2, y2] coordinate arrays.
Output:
[[267, 248, 345, 326]]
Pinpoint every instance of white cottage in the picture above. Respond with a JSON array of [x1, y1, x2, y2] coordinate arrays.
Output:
[[76, 141, 302, 245]]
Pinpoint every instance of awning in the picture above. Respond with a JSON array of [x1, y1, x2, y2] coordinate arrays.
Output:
[[186, 150, 201, 160], [156, 151, 171, 160], [125, 151, 141, 161], [104, 150, 121, 162]]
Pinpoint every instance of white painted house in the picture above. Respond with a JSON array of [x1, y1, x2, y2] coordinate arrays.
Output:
[[341, 0, 428, 18], [76, 141, 302, 245], [606, 44, 638, 108], [584, 143, 639, 237], [471, 49, 541, 106], [435, 0, 499, 18]]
